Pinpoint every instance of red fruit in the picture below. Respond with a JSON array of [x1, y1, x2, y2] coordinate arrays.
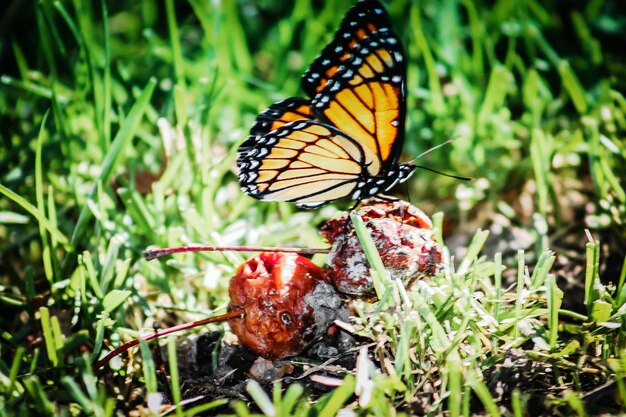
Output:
[[228, 252, 343, 359], [321, 198, 442, 297]]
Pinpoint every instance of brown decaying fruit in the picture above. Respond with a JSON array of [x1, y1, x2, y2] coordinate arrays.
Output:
[[320, 197, 442, 297], [228, 252, 344, 359]]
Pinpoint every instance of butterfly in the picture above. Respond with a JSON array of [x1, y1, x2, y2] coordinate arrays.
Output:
[[237, 0, 416, 209]]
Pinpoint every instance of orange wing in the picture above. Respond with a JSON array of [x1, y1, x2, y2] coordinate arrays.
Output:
[[310, 29, 406, 176], [300, 1, 406, 174], [238, 120, 376, 208], [237, 1, 409, 208], [301, 1, 394, 97], [246, 98, 314, 142]]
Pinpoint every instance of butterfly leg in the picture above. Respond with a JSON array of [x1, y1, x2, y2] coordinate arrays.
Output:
[[373, 194, 400, 203]]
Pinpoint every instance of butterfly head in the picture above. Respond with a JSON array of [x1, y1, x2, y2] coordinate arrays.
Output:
[[352, 163, 416, 201], [397, 163, 417, 182]]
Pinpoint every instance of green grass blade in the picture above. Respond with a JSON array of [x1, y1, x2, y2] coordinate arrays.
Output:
[[166, 0, 186, 89], [223, 0, 252, 74], [530, 251, 556, 288], [7, 346, 25, 399], [47, 186, 60, 275], [65, 77, 156, 272], [563, 390, 588, 417], [101, 0, 112, 146], [413, 291, 450, 353], [530, 128, 551, 216], [584, 239, 600, 313], [546, 274, 563, 350], [317, 375, 356, 417], [35, 110, 55, 285], [410, 5, 445, 114], [140, 339, 157, 394], [0, 75, 63, 101], [80, 251, 104, 299], [557, 60, 588, 115], [50, 314, 64, 366], [184, 400, 230, 417], [617, 255, 626, 306], [494, 252, 503, 321], [39, 307, 58, 367], [23, 376, 55, 416], [600, 157, 626, 203], [54, 1, 104, 148], [467, 368, 500, 417], [477, 65, 512, 132], [350, 212, 390, 300], [0, 183, 68, 247], [61, 376, 95, 415], [514, 250, 525, 339], [167, 337, 184, 417], [90, 317, 107, 363], [102, 290, 131, 313], [246, 380, 275, 416], [11, 41, 29, 79], [446, 349, 462, 417], [457, 229, 489, 276], [281, 383, 304, 416], [511, 389, 525, 417], [432, 211, 444, 248]]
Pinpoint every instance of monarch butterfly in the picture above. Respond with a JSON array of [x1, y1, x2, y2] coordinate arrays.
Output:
[[237, 0, 416, 209]]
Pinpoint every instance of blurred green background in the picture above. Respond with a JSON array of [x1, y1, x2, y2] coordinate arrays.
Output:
[[1, 0, 625, 414]]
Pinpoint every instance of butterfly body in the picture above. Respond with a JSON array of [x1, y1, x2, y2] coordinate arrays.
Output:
[[238, 0, 413, 208]]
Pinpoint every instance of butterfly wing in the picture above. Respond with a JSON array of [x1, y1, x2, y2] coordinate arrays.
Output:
[[237, 97, 313, 197], [305, 1, 406, 176], [241, 97, 314, 148], [238, 1, 407, 208], [301, 0, 395, 97], [238, 120, 374, 208]]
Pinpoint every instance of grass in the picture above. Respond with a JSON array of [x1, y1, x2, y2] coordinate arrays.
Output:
[[1, 0, 626, 415]]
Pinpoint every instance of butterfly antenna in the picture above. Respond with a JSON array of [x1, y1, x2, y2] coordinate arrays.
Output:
[[408, 136, 460, 164], [406, 136, 472, 181], [412, 165, 472, 181]]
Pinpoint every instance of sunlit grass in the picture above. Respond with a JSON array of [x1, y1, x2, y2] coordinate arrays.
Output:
[[0, 0, 625, 415]]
